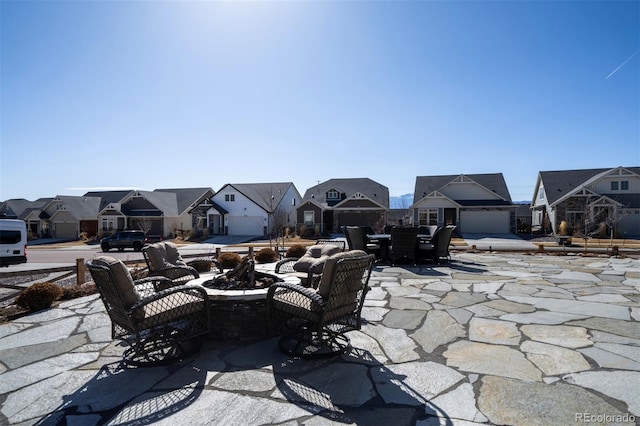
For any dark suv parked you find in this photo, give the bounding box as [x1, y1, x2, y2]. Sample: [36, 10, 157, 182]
[100, 230, 149, 252]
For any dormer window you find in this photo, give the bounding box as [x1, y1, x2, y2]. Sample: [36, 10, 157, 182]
[225, 194, 235, 202]
[327, 190, 339, 200]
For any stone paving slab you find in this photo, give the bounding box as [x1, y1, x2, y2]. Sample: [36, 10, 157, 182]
[0, 252, 638, 425]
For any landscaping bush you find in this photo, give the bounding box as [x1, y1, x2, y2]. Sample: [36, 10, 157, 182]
[188, 258, 212, 273]
[16, 282, 63, 311]
[255, 248, 278, 263]
[218, 252, 242, 269]
[285, 244, 307, 259]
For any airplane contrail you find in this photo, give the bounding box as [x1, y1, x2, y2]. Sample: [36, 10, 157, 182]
[605, 49, 639, 80]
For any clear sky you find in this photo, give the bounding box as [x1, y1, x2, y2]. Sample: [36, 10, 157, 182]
[1, 0, 638, 203]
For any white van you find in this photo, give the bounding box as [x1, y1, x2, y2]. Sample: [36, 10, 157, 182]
[0, 219, 27, 267]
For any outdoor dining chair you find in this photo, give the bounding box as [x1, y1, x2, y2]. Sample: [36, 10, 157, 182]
[389, 226, 419, 265]
[267, 251, 374, 358]
[418, 225, 456, 263]
[87, 256, 210, 366]
[343, 226, 381, 257]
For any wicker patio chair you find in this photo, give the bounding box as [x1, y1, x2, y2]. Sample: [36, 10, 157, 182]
[389, 226, 419, 265]
[274, 243, 343, 287]
[87, 256, 210, 366]
[418, 225, 456, 263]
[267, 251, 374, 358]
[315, 239, 346, 251]
[343, 226, 381, 257]
[143, 241, 219, 285]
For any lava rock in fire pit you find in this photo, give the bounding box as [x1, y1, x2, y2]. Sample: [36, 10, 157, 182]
[203, 258, 282, 290]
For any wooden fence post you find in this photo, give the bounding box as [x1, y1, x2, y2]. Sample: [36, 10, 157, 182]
[76, 258, 85, 286]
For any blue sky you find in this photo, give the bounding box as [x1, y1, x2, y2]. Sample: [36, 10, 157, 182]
[1, 1, 638, 203]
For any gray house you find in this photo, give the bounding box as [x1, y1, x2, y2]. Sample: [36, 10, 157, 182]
[296, 178, 389, 235]
[411, 173, 516, 233]
[531, 166, 640, 238]
[87, 188, 213, 238]
[1, 198, 53, 238]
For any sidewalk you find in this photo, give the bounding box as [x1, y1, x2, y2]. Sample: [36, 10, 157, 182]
[1, 252, 639, 425]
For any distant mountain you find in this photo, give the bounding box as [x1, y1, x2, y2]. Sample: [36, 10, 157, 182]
[390, 194, 413, 209]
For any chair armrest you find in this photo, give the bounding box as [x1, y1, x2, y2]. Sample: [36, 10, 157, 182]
[130, 284, 209, 311]
[149, 265, 200, 282]
[275, 257, 298, 274]
[267, 281, 324, 306]
[134, 276, 174, 294]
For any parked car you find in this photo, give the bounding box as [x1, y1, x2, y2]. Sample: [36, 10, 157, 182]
[100, 230, 149, 252]
[0, 219, 27, 266]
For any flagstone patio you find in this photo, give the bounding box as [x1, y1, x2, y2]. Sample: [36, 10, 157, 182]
[0, 252, 638, 425]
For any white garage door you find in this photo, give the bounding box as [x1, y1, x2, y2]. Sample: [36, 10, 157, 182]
[228, 216, 264, 236]
[54, 222, 77, 239]
[459, 210, 510, 234]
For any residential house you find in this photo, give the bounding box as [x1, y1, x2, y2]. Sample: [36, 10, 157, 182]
[531, 166, 640, 238]
[155, 187, 215, 237]
[89, 190, 184, 238]
[0, 198, 53, 237]
[209, 182, 301, 236]
[41, 196, 102, 239]
[296, 178, 389, 235]
[411, 173, 516, 233]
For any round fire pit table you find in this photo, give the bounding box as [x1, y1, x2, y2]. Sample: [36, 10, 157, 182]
[190, 272, 300, 340]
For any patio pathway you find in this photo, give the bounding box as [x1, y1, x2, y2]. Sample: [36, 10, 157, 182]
[1, 252, 639, 425]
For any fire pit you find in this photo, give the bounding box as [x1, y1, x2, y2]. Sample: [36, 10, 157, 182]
[202, 258, 282, 290]
[192, 259, 299, 340]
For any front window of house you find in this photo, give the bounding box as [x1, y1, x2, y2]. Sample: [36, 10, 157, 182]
[611, 181, 619, 191]
[418, 209, 438, 225]
[621, 181, 629, 190]
[225, 194, 235, 202]
[304, 211, 315, 226]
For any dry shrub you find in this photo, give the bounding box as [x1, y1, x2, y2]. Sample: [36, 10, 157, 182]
[559, 221, 568, 236]
[218, 252, 242, 269]
[16, 282, 63, 311]
[255, 248, 278, 263]
[60, 283, 97, 300]
[285, 244, 307, 259]
[188, 259, 212, 273]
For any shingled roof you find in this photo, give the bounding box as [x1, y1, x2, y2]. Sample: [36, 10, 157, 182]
[414, 173, 512, 203]
[539, 167, 640, 205]
[225, 182, 296, 212]
[301, 178, 389, 207]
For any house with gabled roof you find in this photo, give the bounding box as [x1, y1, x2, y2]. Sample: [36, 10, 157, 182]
[411, 173, 516, 234]
[1, 198, 53, 237]
[88, 190, 182, 238]
[210, 182, 301, 236]
[296, 178, 389, 235]
[40, 195, 102, 239]
[531, 166, 640, 237]
[155, 187, 215, 236]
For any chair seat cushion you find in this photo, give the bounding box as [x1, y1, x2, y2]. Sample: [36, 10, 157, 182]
[92, 256, 141, 308]
[419, 243, 435, 250]
[135, 292, 204, 327]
